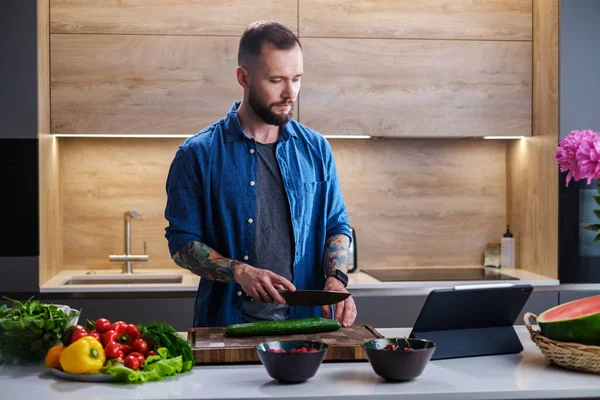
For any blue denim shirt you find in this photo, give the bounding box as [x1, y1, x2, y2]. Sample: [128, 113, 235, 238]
[165, 101, 352, 327]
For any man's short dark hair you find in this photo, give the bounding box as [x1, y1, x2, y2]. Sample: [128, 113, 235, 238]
[238, 21, 301, 70]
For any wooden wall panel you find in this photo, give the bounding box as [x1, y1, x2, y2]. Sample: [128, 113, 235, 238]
[301, 38, 532, 138]
[507, 0, 559, 278]
[60, 138, 506, 271]
[51, 35, 240, 134]
[50, 0, 298, 35]
[300, 0, 532, 40]
[60, 139, 180, 270]
[38, 0, 63, 285]
[334, 139, 507, 268]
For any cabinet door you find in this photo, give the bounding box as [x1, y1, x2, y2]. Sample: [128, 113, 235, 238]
[300, 38, 531, 138]
[0, 140, 39, 257]
[0, 139, 40, 292]
[0, 296, 196, 332]
[559, 291, 600, 304]
[0, 0, 38, 139]
[299, 0, 532, 41]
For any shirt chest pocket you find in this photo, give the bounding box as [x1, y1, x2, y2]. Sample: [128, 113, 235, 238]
[301, 180, 328, 227]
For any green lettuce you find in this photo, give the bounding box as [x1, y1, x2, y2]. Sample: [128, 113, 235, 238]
[100, 347, 184, 384]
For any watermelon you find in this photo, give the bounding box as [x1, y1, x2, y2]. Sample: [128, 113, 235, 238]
[537, 294, 600, 346]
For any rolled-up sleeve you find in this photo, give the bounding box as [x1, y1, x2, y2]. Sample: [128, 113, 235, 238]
[164, 145, 204, 257]
[324, 143, 352, 244]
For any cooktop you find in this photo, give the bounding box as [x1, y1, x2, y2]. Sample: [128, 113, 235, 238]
[361, 268, 519, 282]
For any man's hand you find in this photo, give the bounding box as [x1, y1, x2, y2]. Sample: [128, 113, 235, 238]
[321, 277, 356, 327]
[233, 264, 296, 304]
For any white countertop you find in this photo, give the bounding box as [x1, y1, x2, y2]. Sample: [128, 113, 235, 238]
[2, 326, 599, 400]
[40, 267, 560, 294]
[347, 268, 559, 296]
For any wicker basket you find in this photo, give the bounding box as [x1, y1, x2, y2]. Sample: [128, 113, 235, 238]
[524, 312, 600, 374]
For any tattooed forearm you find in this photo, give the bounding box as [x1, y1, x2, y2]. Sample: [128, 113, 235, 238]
[172, 241, 242, 282]
[322, 234, 350, 277]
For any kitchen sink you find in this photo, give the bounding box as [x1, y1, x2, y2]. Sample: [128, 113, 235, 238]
[62, 274, 183, 285]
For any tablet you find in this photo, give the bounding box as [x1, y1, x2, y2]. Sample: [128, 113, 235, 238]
[409, 283, 533, 360]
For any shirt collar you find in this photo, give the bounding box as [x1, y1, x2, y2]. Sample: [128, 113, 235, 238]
[223, 100, 298, 143]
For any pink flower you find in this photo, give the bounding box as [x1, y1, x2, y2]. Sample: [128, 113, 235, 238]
[556, 129, 599, 186]
[576, 134, 600, 184]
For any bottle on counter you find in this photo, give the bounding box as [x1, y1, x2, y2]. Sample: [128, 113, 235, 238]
[501, 225, 515, 268]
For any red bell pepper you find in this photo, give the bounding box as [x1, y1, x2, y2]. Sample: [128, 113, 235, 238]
[102, 324, 140, 347]
[101, 324, 143, 360]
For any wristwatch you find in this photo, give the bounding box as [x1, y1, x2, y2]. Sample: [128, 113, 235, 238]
[328, 269, 349, 288]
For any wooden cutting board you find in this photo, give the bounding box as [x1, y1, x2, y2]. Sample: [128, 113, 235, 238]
[187, 324, 384, 365]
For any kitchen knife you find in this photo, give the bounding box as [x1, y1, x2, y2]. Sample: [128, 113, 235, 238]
[278, 289, 350, 306]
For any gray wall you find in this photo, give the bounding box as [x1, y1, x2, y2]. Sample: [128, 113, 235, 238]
[559, 0, 600, 280]
[560, 0, 600, 140]
[0, 0, 40, 291]
[0, 0, 38, 139]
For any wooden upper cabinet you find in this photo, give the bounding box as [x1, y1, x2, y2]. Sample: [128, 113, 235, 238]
[50, 0, 298, 35]
[51, 35, 241, 134]
[300, 39, 532, 137]
[299, 0, 532, 40]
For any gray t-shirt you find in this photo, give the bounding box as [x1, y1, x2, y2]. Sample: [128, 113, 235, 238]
[242, 141, 295, 322]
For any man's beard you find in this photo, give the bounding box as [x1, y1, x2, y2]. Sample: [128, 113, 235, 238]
[248, 86, 294, 126]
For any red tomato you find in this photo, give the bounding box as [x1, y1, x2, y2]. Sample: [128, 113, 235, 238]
[128, 351, 145, 365]
[87, 331, 101, 342]
[94, 318, 111, 334]
[132, 339, 148, 355]
[70, 329, 88, 343]
[124, 354, 141, 370]
[105, 342, 125, 359]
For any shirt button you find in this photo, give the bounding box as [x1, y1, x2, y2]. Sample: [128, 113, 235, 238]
[243, 255, 249, 261]
[249, 149, 255, 154]
[249, 181, 255, 186]
[247, 218, 253, 224]
[236, 291, 242, 296]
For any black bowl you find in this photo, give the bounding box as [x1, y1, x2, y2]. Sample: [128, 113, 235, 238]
[256, 340, 328, 383]
[362, 337, 436, 381]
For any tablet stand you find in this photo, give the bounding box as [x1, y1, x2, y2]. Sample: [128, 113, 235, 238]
[410, 326, 523, 360]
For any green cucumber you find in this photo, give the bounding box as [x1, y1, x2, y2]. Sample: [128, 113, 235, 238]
[224, 317, 341, 338]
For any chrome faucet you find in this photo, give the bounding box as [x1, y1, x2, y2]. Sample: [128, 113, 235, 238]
[109, 210, 149, 274]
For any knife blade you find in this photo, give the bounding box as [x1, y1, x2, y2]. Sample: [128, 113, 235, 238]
[278, 289, 350, 306]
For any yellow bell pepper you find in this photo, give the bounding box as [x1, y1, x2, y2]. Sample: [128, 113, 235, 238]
[59, 336, 106, 374]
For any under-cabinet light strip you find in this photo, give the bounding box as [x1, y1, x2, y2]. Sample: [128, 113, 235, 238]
[483, 136, 525, 140]
[52, 133, 372, 139]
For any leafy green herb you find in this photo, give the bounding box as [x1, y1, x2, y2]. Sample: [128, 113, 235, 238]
[140, 322, 194, 372]
[0, 296, 79, 363]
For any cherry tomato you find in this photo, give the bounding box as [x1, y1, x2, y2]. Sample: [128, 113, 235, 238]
[120, 344, 133, 355]
[146, 350, 158, 357]
[128, 351, 145, 365]
[105, 342, 125, 359]
[87, 331, 101, 342]
[94, 318, 111, 334]
[124, 354, 141, 370]
[132, 339, 148, 355]
[70, 329, 88, 343]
